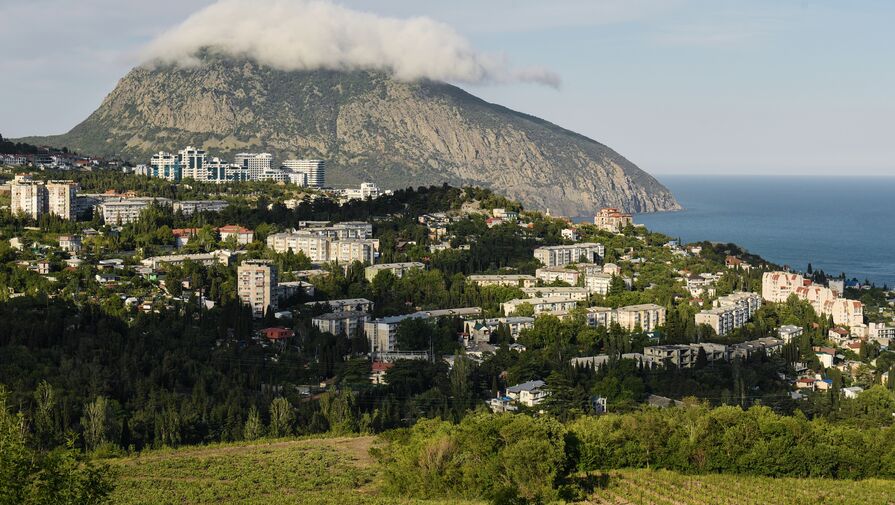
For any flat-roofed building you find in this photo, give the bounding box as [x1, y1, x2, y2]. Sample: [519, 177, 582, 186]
[174, 200, 228, 216]
[535, 267, 580, 285]
[238, 260, 277, 318]
[364, 262, 424, 282]
[305, 298, 374, 313]
[584, 272, 613, 295]
[501, 296, 579, 316]
[467, 274, 537, 288]
[615, 304, 666, 332]
[533, 243, 604, 267]
[643, 343, 728, 368]
[46, 180, 78, 220]
[312, 311, 370, 337]
[365, 307, 481, 354]
[520, 286, 588, 301]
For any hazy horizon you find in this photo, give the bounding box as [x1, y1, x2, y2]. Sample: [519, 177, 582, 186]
[2, 0, 893, 177]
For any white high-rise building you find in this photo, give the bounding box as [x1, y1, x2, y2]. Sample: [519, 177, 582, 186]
[235, 153, 273, 180]
[178, 146, 207, 180]
[150, 152, 179, 180]
[283, 159, 325, 188]
[238, 260, 278, 318]
[10, 181, 47, 219]
[46, 180, 78, 220]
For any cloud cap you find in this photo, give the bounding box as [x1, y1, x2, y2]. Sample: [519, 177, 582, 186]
[141, 0, 561, 88]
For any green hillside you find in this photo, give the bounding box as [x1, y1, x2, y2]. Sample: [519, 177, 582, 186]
[104, 436, 895, 505]
[105, 436, 481, 505]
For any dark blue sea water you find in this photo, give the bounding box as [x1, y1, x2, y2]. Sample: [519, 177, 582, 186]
[635, 175, 895, 288]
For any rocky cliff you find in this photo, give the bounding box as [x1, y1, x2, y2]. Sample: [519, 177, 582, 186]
[22, 58, 680, 216]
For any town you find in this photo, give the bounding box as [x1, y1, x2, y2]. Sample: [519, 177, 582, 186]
[2, 145, 893, 430]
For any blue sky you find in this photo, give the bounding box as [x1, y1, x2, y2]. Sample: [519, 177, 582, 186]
[1, 0, 893, 176]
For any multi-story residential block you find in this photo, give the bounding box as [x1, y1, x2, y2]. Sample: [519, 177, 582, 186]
[332, 239, 377, 264]
[466, 274, 537, 288]
[584, 272, 613, 295]
[99, 197, 172, 225]
[594, 207, 633, 232]
[615, 304, 666, 332]
[173, 200, 229, 216]
[283, 159, 325, 188]
[218, 225, 254, 245]
[365, 307, 482, 354]
[150, 152, 180, 180]
[238, 260, 278, 318]
[868, 322, 895, 342]
[341, 182, 381, 201]
[533, 243, 604, 267]
[46, 180, 78, 220]
[10, 180, 47, 219]
[643, 343, 729, 368]
[520, 286, 588, 301]
[364, 262, 425, 282]
[141, 250, 235, 269]
[729, 337, 784, 360]
[694, 292, 762, 336]
[306, 298, 374, 313]
[763, 271, 863, 327]
[267, 233, 331, 261]
[234, 152, 272, 180]
[312, 311, 370, 337]
[179, 146, 207, 180]
[535, 267, 580, 285]
[778, 325, 804, 343]
[501, 296, 579, 316]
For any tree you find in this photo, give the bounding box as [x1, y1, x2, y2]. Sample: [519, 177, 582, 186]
[33, 380, 57, 449]
[82, 396, 112, 452]
[1, 386, 115, 504]
[268, 397, 294, 438]
[243, 406, 263, 440]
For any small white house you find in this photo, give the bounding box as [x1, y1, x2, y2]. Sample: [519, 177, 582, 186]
[505, 380, 548, 408]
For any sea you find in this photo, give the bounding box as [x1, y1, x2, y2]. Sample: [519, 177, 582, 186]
[630, 175, 895, 288]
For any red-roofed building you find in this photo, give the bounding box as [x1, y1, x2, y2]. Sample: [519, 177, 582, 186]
[172, 228, 199, 248]
[262, 327, 295, 341]
[219, 225, 254, 245]
[594, 207, 633, 233]
[371, 361, 394, 385]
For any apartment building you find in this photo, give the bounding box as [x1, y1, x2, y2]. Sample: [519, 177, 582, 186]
[173, 200, 229, 216]
[501, 296, 579, 316]
[520, 286, 588, 301]
[763, 271, 863, 327]
[729, 338, 784, 360]
[615, 304, 666, 332]
[533, 243, 604, 267]
[365, 307, 482, 353]
[267, 233, 331, 261]
[46, 180, 78, 220]
[283, 159, 325, 188]
[238, 260, 278, 318]
[778, 325, 804, 343]
[312, 311, 370, 337]
[584, 272, 613, 295]
[643, 343, 728, 368]
[141, 250, 235, 270]
[535, 267, 581, 285]
[694, 292, 762, 336]
[466, 274, 537, 288]
[234, 152, 272, 180]
[594, 207, 633, 233]
[99, 197, 172, 225]
[58, 235, 81, 253]
[364, 262, 425, 282]
[332, 239, 377, 264]
[10, 180, 48, 219]
[305, 298, 374, 313]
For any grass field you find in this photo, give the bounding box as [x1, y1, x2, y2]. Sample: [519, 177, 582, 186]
[106, 436, 482, 505]
[106, 436, 895, 505]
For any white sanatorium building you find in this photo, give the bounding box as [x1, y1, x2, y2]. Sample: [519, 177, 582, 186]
[762, 272, 863, 327]
[282, 159, 325, 188]
[694, 291, 762, 336]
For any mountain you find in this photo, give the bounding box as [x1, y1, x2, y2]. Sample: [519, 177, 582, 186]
[20, 58, 680, 216]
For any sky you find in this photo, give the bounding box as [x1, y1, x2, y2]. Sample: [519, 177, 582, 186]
[1, 0, 893, 176]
